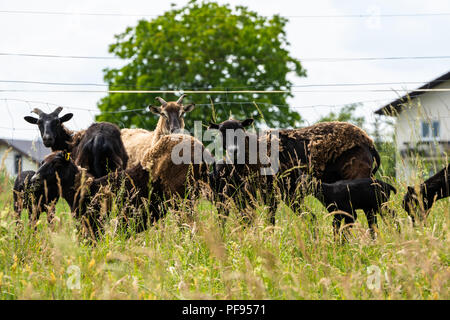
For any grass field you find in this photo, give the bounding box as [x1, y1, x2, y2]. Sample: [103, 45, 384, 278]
[0, 168, 448, 300]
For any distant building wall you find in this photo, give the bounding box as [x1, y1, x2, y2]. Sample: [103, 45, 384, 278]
[394, 81, 450, 182]
[0, 145, 38, 177]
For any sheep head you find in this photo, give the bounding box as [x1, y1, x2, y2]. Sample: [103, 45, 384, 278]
[24, 107, 74, 148]
[208, 118, 254, 162]
[148, 94, 195, 134]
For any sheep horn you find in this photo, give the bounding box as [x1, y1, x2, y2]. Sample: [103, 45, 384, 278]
[52, 107, 63, 115]
[177, 94, 186, 104]
[32, 108, 44, 116]
[155, 97, 167, 106]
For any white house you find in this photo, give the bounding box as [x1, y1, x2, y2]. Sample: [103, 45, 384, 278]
[0, 138, 50, 177]
[375, 71, 450, 182]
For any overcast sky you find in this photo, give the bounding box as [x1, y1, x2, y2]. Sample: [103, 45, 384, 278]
[1, 0, 450, 141]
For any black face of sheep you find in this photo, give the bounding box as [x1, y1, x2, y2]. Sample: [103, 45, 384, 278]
[31, 151, 77, 189]
[24, 107, 73, 149]
[148, 95, 195, 134]
[208, 118, 254, 163]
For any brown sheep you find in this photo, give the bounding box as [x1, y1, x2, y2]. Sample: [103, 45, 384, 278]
[121, 95, 195, 168]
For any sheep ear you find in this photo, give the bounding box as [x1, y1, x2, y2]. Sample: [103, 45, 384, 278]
[59, 113, 73, 123]
[407, 186, 414, 192]
[24, 116, 38, 124]
[208, 122, 219, 130]
[241, 118, 254, 127]
[149, 105, 161, 115]
[183, 103, 195, 113]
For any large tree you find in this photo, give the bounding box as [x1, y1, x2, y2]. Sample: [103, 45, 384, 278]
[96, 0, 306, 130]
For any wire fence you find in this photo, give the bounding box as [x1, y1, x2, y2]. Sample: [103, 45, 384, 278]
[2, 9, 450, 19]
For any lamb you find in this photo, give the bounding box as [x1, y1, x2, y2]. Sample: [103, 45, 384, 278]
[402, 163, 449, 222]
[121, 95, 195, 168]
[303, 177, 397, 240]
[30, 135, 211, 238]
[13, 170, 59, 226]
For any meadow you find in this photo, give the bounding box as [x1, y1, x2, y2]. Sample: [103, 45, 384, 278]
[0, 164, 448, 300]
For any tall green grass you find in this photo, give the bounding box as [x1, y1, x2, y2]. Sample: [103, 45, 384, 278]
[0, 164, 448, 300]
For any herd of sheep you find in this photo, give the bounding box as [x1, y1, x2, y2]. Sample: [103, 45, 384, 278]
[12, 94, 450, 241]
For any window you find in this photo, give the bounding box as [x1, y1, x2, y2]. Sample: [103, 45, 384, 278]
[421, 121, 440, 140]
[14, 154, 22, 174]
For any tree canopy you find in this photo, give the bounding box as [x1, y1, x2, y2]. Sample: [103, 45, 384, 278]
[96, 0, 306, 130]
[318, 103, 365, 129]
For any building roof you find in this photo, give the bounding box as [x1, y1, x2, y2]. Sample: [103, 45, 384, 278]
[0, 138, 50, 163]
[374, 71, 450, 116]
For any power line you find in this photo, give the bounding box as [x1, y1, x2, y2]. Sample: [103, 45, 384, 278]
[1, 9, 450, 18]
[0, 52, 116, 60]
[1, 79, 449, 88]
[2, 88, 450, 94]
[1, 51, 450, 62]
[1, 97, 394, 114]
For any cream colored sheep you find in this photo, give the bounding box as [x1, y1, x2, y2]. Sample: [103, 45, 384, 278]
[121, 95, 195, 169]
[141, 133, 212, 196]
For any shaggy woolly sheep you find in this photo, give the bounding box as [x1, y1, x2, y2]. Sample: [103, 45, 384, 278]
[121, 95, 195, 169]
[208, 119, 381, 223]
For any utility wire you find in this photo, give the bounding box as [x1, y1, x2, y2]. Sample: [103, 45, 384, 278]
[0, 79, 449, 89]
[1, 88, 450, 93]
[1, 52, 450, 62]
[1, 9, 450, 18]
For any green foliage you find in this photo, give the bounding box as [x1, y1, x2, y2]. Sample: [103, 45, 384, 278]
[318, 103, 365, 128]
[96, 0, 306, 129]
[372, 116, 396, 178]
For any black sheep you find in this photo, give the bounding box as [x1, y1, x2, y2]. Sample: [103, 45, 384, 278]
[403, 163, 449, 222]
[305, 177, 397, 239]
[207, 118, 382, 224]
[70, 122, 129, 178]
[13, 170, 59, 226]
[24, 107, 73, 151]
[208, 119, 277, 224]
[30, 151, 157, 239]
[23, 108, 128, 226]
[24, 107, 128, 178]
